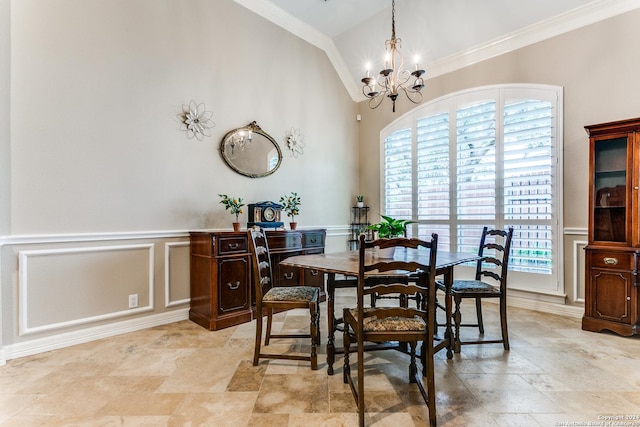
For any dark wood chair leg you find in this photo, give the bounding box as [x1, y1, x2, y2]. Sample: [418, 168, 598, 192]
[343, 321, 350, 384]
[357, 338, 365, 427]
[265, 308, 273, 345]
[409, 341, 418, 382]
[454, 295, 462, 353]
[475, 297, 485, 334]
[310, 302, 318, 370]
[426, 348, 436, 427]
[253, 313, 262, 366]
[316, 303, 322, 346]
[500, 297, 510, 350]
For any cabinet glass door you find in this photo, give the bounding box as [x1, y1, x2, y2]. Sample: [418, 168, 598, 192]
[593, 137, 627, 242]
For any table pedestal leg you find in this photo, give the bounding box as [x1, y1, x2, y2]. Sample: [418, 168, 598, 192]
[444, 269, 454, 359]
[326, 273, 336, 375]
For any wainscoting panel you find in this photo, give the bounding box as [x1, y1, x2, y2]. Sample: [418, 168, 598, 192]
[164, 241, 190, 308]
[18, 244, 154, 335]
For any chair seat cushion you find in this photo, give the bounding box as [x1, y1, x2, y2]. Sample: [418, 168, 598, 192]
[263, 286, 318, 302]
[451, 280, 499, 294]
[347, 308, 426, 332]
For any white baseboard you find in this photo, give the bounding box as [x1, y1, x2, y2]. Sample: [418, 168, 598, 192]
[3, 308, 189, 361]
[506, 296, 584, 319]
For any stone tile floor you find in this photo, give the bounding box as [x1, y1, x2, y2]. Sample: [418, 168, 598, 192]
[1, 289, 640, 426]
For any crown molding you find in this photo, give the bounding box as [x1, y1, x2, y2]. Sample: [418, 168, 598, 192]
[234, 0, 640, 103]
[428, 0, 640, 80]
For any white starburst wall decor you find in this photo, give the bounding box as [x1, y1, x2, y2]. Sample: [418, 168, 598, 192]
[285, 127, 305, 158]
[179, 100, 215, 140]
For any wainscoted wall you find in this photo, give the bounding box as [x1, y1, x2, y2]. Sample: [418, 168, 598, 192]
[0, 227, 348, 362]
[18, 243, 155, 335]
[567, 230, 588, 305]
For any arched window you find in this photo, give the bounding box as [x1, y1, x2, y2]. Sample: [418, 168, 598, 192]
[382, 84, 563, 294]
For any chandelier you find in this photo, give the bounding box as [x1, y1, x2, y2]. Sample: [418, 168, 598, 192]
[361, 0, 425, 112]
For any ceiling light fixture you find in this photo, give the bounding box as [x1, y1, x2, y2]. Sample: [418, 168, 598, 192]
[361, 0, 425, 112]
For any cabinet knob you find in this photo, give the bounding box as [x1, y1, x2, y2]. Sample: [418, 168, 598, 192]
[228, 243, 239, 250]
[628, 296, 631, 301]
[603, 257, 618, 265]
[227, 281, 240, 290]
[635, 187, 639, 190]
[284, 272, 294, 280]
[310, 269, 319, 276]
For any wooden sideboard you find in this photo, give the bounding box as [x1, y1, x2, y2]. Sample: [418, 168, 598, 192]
[189, 229, 326, 330]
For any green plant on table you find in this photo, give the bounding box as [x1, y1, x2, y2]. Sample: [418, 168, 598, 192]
[367, 214, 414, 238]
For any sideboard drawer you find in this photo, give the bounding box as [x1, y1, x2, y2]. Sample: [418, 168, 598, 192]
[303, 231, 325, 248]
[267, 232, 302, 251]
[589, 251, 634, 270]
[216, 235, 248, 255]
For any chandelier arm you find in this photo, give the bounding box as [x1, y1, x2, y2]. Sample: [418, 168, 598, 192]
[368, 94, 386, 110]
[397, 86, 424, 104]
[395, 70, 413, 86]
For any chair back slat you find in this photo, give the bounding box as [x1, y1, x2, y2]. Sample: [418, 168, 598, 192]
[474, 226, 514, 292]
[249, 229, 274, 300]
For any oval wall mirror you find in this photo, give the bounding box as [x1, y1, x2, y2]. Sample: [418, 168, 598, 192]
[220, 121, 282, 178]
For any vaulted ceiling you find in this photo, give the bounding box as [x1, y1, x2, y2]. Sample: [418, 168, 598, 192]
[234, 0, 640, 101]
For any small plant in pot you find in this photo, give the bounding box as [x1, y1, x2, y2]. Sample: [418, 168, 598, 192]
[218, 193, 245, 231]
[279, 192, 301, 230]
[356, 195, 365, 207]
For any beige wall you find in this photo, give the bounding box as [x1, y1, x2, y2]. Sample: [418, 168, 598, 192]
[358, 9, 640, 307]
[10, 0, 358, 233]
[1, 0, 358, 359]
[0, 0, 9, 363]
[0, 0, 8, 236]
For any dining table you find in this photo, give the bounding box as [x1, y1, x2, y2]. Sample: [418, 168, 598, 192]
[280, 248, 481, 375]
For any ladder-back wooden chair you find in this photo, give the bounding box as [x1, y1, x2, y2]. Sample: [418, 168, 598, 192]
[437, 226, 514, 352]
[249, 228, 321, 369]
[343, 233, 439, 427]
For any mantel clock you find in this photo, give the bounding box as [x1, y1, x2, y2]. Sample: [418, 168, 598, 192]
[248, 201, 284, 228]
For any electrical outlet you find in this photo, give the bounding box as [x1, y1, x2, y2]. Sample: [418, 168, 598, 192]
[128, 294, 138, 308]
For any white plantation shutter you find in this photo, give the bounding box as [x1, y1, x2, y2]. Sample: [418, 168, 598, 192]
[416, 112, 451, 248]
[503, 98, 554, 274]
[384, 128, 412, 219]
[456, 100, 497, 221]
[381, 85, 562, 293]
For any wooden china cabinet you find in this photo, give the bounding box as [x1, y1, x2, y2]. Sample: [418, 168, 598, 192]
[189, 229, 326, 330]
[583, 117, 640, 336]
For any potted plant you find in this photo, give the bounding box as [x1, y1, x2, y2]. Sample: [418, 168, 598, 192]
[367, 215, 414, 258]
[356, 195, 365, 208]
[218, 193, 245, 231]
[367, 214, 414, 238]
[279, 192, 301, 230]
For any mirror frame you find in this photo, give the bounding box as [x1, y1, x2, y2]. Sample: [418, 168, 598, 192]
[219, 121, 283, 178]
